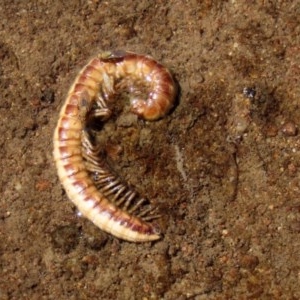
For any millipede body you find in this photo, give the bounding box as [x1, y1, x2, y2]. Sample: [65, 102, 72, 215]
[53, 50, 176, 242]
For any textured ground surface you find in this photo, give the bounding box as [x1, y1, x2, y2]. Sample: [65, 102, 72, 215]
[1, 1, 300, 299]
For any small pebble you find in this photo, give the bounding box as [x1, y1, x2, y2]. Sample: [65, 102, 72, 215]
[238, 254, 259, 271]
[281, 121, 297, 136]
[287, 163, 297, 176]
[264, 124, 278, 137]
[41, 88, 55, 104]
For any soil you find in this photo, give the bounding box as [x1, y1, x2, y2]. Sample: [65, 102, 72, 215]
[1, 1, 300, 299]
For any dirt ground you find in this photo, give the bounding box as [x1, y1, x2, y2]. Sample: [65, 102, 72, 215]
[1, 1, 300, 299]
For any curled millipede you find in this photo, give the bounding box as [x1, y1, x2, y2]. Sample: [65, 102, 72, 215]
[53, 50, 176, 242]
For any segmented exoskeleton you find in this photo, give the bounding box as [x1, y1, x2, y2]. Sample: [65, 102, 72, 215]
[53, 50, 176, 242]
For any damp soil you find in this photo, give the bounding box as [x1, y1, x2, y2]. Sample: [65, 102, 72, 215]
[1, 1, 300, 299]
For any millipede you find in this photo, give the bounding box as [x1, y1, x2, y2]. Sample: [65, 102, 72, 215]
[53, 50, 176, 242]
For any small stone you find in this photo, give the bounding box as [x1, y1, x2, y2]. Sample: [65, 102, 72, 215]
[81, 255, 99, 267]
[264, 124, 278, 137]
[41, 88, 55, 104]
[281, 121, 297, 136]
[287, 163, 297, 176]
[238, 254, 259, 270]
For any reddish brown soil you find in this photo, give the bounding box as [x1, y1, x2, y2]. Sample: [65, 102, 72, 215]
[1, 1, 300, 299]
